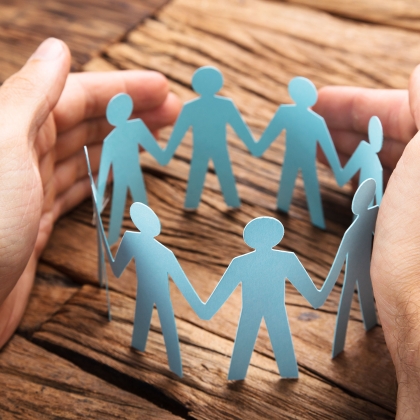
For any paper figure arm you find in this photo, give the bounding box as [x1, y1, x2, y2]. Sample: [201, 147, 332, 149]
[167, 253, 205, 313]
[198, 259, 241, 320]
[253, 107, 286, 157]
[97, 212, 134, 278]
[226, 102, 258, 155]
[160, 108, 191, 165]
[96, 144, 112, 210]
[286, 253, 325, 309]
[317, 120, 342, 181]
[87, 152, 134, 278]
[337, 143, 365, 187]
[135, 120, 169, 165]
[317, 241, 347, 307]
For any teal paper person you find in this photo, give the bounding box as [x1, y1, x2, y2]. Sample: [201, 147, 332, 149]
[161, 66, 258, 209]
[87, 149, 203, 377]
[193, 217, 334, 380]
[254, 77, 342, 229]
[321, 178, 378, 358]
[96, 93, 168, 245]
[337, 116, 383, 205]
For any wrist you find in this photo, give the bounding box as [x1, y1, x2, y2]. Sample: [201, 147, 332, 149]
[396, 370, 420, 419]
[392, 326, 420, 418]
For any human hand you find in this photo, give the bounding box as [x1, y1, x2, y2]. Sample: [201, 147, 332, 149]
[0, 38, 180, 348]
[314, 67, 420, 418]
[314, 85, 416, 187]
[369, 65, 420, 419]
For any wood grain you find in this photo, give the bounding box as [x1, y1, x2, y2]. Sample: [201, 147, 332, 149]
[2, 0, 416, 416]
[34, 0, 413, 416]
[0, 0, 169, 83]
[34, 285, 394, 419]
[280, 0, 420, 32]
[0, 335, 182, 419]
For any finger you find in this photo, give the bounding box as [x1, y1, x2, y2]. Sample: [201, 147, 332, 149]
[327, 128, 406, 170]
[53, 177, 92, 221]
[314, 86, 416, 144]
[54, 70, 171, 133]
[54, 144, 102, 196]
[0, 38, 70, 142]
[55, 92, 180, 162]
[409, 64, 420, 129]
[0, 38, 70, 298]
[131, 92, 181, 132]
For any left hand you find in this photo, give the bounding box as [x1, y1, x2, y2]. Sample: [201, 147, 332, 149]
[0, 38, 180, 347]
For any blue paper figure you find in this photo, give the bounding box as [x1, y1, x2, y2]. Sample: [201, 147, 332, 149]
[322, 178, 378, 358]
[337, 116, 383, 205]
[97, 93, 168, 245]
[86, 148, 203, 377]
[254, 77, 342, 229]
[161, 66, 258, 209]
[193, 216, 334, 380]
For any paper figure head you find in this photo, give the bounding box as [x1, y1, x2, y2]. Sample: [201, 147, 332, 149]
[243, 217, 284, 250]
[130, 202, 161, 237]
[288, 77, 317, 108]
[368, 116, 383, 153]
[352, 178, 376, 215]
[192, 66, 224, 96]
[107, 93, 133, 126]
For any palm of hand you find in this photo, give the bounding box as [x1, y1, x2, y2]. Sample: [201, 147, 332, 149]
[0, 38, 179, 347]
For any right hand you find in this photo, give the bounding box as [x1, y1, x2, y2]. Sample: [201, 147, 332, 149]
[314, 67, 420, 418]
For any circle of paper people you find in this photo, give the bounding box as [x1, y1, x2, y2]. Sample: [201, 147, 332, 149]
[85, 65, 383, 380]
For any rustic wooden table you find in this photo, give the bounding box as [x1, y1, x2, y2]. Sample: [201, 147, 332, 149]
[2, 0, 419, 418]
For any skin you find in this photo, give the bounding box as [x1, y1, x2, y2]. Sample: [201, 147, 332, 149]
[2, 37, 420, 418]
[0, 38, 180, 348]
[313, 66, 420, 419]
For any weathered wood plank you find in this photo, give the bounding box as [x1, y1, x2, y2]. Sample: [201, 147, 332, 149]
[105, 0, 420, 96]
[32, 0, 406, 416]
[17, 263, 80, 337]
[280, 0, 420, 32]
[0, 0, 170, 83]
[34, 285, 394, 419]
[0, 335, 182, 419]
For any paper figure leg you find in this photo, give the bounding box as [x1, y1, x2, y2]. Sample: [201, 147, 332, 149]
[264, 312, 298, 378]
[131, 295, 154, 352]
[356, 276, 377, 331]
[228, 311, 262, 380]
[302, 167, 325, 229]
[213, 154, 240, 208]
[128, 168, 148, 205]
[156, 298, 183, 377]
[332, 272, 356, 358]
[277, 159, 299, 214]
[184, 155, 209, 209]
[108, 184, 128, 245]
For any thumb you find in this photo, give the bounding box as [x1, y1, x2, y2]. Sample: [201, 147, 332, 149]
[0, 38, 71, 141]
[409, 64, 420, 130]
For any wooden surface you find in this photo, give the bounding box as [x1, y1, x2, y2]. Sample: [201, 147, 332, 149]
[0, 0, 169, 83]
[3, 0, 420, 417]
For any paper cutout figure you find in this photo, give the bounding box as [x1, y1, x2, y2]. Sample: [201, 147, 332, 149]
[321, 178, 378, 358]
[87, 147, 203, 377]
[254, 77, 342, 229]
[193, 216, 333, 380]
[94, 201, 112, 321]
[161, 66, 258, 209]
[337, 116, 383, 205]
[96, 93, 168, 245]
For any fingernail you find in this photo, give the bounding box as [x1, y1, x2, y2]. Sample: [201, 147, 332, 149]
[29, 38, 64, 61]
